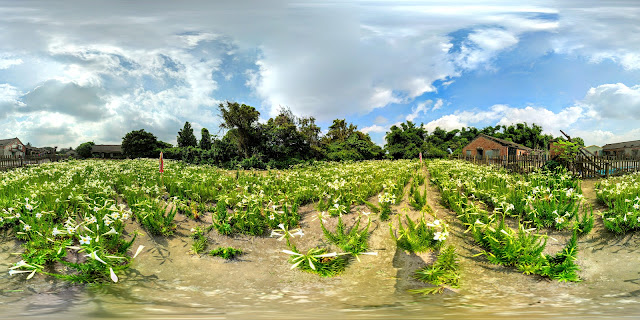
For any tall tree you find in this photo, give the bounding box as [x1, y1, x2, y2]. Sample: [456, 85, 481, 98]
[218, 101, 260, 158]
[298, 116, 321, 148]
[177, 121, 197, 148]
[122, 129, 161, 158]
[199, 128, 212, 150]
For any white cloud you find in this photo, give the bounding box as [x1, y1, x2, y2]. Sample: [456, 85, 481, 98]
[406, 100, 431, 122]
[553, 2, 640, 70]
[423, 104, 585, 135]
[360, 124, 388, 134]
[0, 57, 22, 69]
[455, 28, 519, 70]
[423, 114, 468, 133]
[432, 99, 443, 111]
[578, 83, 640, 120]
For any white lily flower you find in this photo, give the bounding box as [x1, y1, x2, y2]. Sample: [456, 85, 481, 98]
[102, 228, 118, 236]
[87, 251, 107, 264]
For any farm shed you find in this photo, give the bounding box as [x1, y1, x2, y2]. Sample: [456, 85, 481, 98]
[462, 134, 532, 159]
[92, 145, 124, 159]
[583, 145, 603, 156]
[0, 137, 25, 157]
[603, 140, 640, 159]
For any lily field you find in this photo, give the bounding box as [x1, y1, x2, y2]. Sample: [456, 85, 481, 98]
[1, 158, 640, 298]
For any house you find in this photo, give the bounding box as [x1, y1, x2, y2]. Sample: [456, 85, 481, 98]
[602, 140, 640, 159]
[91, 145, 124, 159]
[0, 137, 25, 157]
[583, 145, 603, 157]
[462, 134, 532, 159]
[25, 145, 45, 156]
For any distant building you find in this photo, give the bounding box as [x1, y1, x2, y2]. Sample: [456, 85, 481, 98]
[91, 145, 124, 159]
[0, 137, 25, 157]
[462, 134, 532, 159]
[92, 145, 123, 158]
[583, 145, 603, 157]
[603, 140, 640, 159]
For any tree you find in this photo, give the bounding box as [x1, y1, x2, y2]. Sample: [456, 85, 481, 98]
[260, 108, 310, 167]
[384, 121, 427, 159]
[199, 128, 212, 150]
[122, 129, 161, 158]
[177, 122, 197, 148]
[218, 101, 261, 158]
[76, 141, 95, 159]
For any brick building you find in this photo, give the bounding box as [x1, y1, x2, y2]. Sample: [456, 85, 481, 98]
[0, 137, 25, 157]
[462, 134, 532, 159]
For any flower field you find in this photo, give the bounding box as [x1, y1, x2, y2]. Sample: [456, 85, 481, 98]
[428, 159, 592, 282]
[596, 172, 640, 233]
[0, 159, 420, 283]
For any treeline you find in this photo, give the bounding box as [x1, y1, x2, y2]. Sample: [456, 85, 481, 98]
[77, 101, 582, 168]
[120, 102, 383, 169]
[385, 121, 583, 159]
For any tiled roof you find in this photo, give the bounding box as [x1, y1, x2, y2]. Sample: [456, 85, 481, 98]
[92, 145, 123, 153]
[477, 134, 532, 151]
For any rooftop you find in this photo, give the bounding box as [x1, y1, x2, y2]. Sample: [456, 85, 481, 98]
[477, 134, 533, 151]
[603, 140, 640, 150]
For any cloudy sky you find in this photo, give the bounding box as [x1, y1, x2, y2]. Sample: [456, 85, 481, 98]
[0, 0, 639, 148]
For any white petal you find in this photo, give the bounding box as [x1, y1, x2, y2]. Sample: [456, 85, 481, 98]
[133, 245, 145, 259]
[314, 252, 337, 258]
[282, 250, 302, 256]
[110, 268, 119, 283]
[290, 260, 303, 269]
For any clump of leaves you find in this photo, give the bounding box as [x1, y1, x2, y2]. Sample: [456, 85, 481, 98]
[574, 204, 594, 237]
[190, 227, 208, 254]
[390, 213, 447, 253]
[412, 245, 460, 294]
[283, 243, 348, 277]
[409, 179, 427, 211]
[209, 247, 243, 260]
[133, 200, 177, 236]
[320, 215, 372, 260]
[540, 230, 581, 282]
[212, 201, 300, 236]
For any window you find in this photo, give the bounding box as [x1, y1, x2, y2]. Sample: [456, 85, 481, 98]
[466, 150, 471, 156]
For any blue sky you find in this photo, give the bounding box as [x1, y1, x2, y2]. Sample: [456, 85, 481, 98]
[0, 0, 639, 148]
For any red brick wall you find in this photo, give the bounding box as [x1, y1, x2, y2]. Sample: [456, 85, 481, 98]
[462, 137, 508, 157]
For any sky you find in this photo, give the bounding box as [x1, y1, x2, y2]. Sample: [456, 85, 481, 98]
[0, 0, 639, 148]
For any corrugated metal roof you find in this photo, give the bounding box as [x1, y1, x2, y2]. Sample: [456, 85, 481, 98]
[602, 140, 640, 150]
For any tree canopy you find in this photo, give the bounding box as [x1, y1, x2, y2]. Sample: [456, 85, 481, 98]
[76, 141, 95, 159]
[122, 129, 164, 158]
